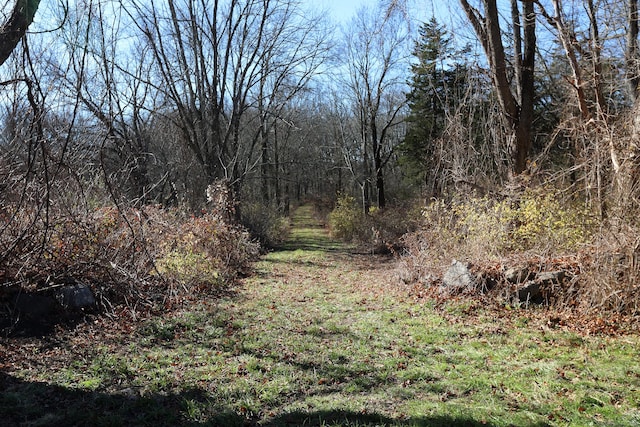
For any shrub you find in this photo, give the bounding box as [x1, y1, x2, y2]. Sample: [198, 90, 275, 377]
[327, 195, 422, 251]
[400, 188, 597, 298]
[328, 194, 364, 241]
[156, 250, 220, 287]
[418, 188, 595, 258]
[167, 210, 260, 282]
[506, 189, 594, 251]
[240, 202, 290, 249]
[367, 202, 423, 252]
[1, 203, 260, 318]
[576, 224, 640, 315]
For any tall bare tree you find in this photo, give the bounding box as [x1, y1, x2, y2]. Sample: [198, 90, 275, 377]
[459, 0, 536, 175]
[342, 5, 409, 211]
[123, 0, 329, 205]
[628, 0, 640, 101]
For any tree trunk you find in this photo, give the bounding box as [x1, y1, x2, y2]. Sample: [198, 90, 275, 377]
[0, 0, 40, 67]
[460, 0, 534, 175]
[515, 0, 536, 174]
[376, 166, 385, 209]
[361, 110, 371, 214]
[260, 115, 270, 204]
[370, 111, 386, 209]
[628, 0, 640, 101]
[586, 0, 606, 117]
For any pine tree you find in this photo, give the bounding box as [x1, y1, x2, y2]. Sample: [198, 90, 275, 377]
[400, 18, 467, 196]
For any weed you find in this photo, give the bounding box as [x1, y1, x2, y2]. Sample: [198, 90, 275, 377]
[156, 249, 221, 287]
[420, 188, 594, 257]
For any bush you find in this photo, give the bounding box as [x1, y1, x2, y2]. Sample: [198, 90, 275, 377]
[395, 187, 640, 316]
[156, 209, 259, 287]
[156, 249, 220, 287]
[240, 202, 290, 249]
[1, 203, 260, 317]
[328, 194, 364, 242]
[576, 224, 640, 315]
[399, 188, 597, 299]
[418, 188, 594, 258]
[327, 194, 422, 252]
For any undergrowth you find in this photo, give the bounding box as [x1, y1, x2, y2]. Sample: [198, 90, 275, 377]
[398, 186, 640, 316]
[1, 203, 259, 318]
[240, 202, 290, 249]
[327, 194, 421, 252]
[419, 188, 595, 257]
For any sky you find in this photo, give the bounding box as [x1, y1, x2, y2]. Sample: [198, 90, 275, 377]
[313, 0, 467, 39]
[316, 0, 371, 22]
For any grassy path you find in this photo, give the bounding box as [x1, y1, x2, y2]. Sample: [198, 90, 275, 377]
[2, 205, 640, 426]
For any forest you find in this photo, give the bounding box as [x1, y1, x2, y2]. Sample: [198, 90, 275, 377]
[4, 1, 640, 425]
[2, 0, 640, 332]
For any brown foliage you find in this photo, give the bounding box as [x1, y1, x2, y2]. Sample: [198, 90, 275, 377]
[397, 188, 640, 319]
[1, 202, 259, 319]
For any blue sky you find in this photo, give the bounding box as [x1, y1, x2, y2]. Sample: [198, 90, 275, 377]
[313, 0, 463, 31]
[316, 0, 369, 22]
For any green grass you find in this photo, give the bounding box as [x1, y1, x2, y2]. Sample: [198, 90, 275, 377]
[2, 205, 639, 426]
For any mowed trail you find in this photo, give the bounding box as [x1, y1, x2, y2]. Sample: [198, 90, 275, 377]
[227, 204, 427, 420]
[247, 204, 403, 300]
[239, 205, 409, 331]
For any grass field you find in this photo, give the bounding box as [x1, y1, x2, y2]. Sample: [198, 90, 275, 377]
[1, 205, 639, 426]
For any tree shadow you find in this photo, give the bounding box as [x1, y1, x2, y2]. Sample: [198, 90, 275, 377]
[262, 408, 553, 427]
[0, 371, 245, 427]
[0, 304, 95, 339]
[0, 370, 553, 427]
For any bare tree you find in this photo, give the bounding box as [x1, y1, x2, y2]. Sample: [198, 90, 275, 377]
[0, 0, 40, 66]
[122, 0, 329, 207]
[628, 0, 640, 101]
[341, 5, 409, 211]
[254, 5, 332, 206]
[536, 0, 595, 120]
[459, 0, 536, 175]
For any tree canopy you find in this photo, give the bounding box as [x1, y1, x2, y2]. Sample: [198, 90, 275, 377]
[1, 0, 640, 220]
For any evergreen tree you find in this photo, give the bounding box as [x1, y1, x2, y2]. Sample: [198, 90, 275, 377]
[400, 18, 468, 196]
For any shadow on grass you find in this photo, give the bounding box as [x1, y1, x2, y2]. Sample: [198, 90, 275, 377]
[263, 408, 552, 426]
[0, 371, 242, 427]
[273, 238, 346, 253]
[0, 370, 552, 427]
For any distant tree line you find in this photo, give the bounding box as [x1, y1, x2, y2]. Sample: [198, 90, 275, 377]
[2, 0, 640, 224]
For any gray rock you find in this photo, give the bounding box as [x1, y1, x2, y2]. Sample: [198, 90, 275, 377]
[516, 271, 567, 303]
[517, 281, 542, 302]
[442, 259, 477, 293]
[536, 271, 565, 284]
[53, 284, 95, 309]
[504, 266, 530, 283]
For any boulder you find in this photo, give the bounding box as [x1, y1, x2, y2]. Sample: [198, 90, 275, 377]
[517, 281, 542, 302]
[516, 271, 566, 303]
[53, 284, 95, 309]
[441, 259, 477, 294]
[536, 270, 565, 284]
[13, 294, 56, 319]
[504, 266, 530, 283]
